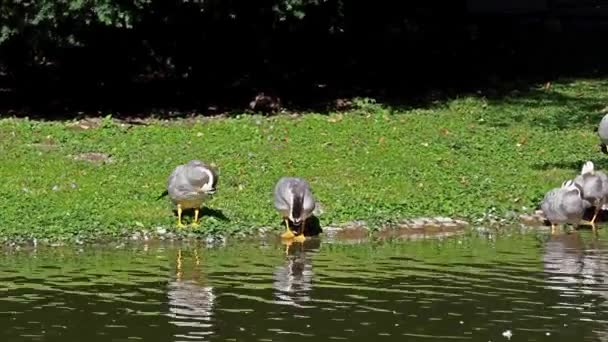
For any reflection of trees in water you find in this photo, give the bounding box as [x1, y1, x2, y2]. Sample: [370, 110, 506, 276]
[167, 248, 215, 341]
[272, 239, 321, 308]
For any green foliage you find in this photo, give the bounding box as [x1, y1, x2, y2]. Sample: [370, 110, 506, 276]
[0, 0, 328, 45]
[0, 0, 345, 98]
[0, 78, 606, 242]
[272, 0, 325, 20]
[0, 0, 147, 45]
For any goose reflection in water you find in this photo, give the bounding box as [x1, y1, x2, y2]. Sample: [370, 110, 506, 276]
[543, 232, 608, 302]
[543, 233, 608, 341]
[272, 238, 321, 308]
[167, 248, 215, 341]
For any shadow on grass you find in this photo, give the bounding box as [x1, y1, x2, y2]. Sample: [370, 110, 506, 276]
[533, 157, 608, 172]
[4, 75, 607, 136]
[172, 206, 230, 222]
[476, 84, 608, 130]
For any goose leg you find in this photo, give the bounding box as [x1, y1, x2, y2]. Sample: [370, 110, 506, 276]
[281, 218, 295, 239]
[176, 204, 186, 228]
[580, 219, 595, 227]
[293, 220, 306, 243]
[191, 208, 201, 227]
[591, 206, 601, 225]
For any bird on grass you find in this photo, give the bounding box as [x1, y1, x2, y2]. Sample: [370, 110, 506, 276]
[273, 177, 316, 243]
[574, 160, 608, 227]
[598, 113, 608, 154]
[541, 179, 592, 234]
[158, 160, 218, 228]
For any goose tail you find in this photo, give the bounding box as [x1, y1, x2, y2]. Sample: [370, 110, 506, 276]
[582, 161, 595, 175]
[156, 190, 169, 200]
[561, 179, 575, 188]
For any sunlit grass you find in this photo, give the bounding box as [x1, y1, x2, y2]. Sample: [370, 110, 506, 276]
[0, 78, 606, 242]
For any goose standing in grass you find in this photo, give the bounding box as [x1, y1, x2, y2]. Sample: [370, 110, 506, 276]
[273, 177, 316, 243]
[159, 160, 218, 227]
[541, 179, 591, 234]
[574, 161, 608, 227]
[598, 113, 608, 154]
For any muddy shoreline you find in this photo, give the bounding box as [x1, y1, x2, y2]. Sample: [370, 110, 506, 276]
[0, 213, 559, 251]
[1, 216, 470, 249]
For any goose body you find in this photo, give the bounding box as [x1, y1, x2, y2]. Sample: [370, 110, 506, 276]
[573, 161, 608, 226]
[599, 113, 608, 154]
[541, 179, 591, 232]
[273, 177, 315, 241]
[165, 160, 218, 227]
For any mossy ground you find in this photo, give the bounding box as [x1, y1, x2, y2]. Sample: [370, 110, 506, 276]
[1, 78, 607, 243]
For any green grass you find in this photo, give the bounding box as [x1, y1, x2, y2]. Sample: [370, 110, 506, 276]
[1, 78, 607, 243]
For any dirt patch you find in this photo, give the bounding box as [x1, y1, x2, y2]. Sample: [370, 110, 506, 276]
[66, 116, 156, 131]
[519, 210, 546, 226]
[319, 216, 470, 243]
[72, 152, 114, 165]
[66, 117, 105, 130]
[375, 225, 466, 241]
[323, 225, 369, 243]
[30, 135, 58, 151]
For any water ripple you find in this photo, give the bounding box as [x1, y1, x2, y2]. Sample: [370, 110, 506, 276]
[1, 232, 608, 341]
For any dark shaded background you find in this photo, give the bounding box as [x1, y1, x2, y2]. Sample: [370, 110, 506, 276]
[0, 0, 607, 119]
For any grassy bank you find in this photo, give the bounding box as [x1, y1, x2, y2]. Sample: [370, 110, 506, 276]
[1, 79, 607, 243]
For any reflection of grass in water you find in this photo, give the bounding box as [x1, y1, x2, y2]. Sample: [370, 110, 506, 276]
[0, 234, 598, 341]
[0, 247, 169, 286]
[0, 248, 169, 306]
[1, 79, 607, 242]
[308, 233, 547, 279]
[3, 230, 603, 306]
[0, 234, 545, 288]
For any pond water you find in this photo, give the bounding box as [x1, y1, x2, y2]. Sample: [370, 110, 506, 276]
[1, 231, 608, 342]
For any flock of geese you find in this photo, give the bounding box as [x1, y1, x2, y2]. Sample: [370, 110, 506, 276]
[541, 113, 608, 234]
[158, 160, 315, 242]
[158, 113, 608, 239]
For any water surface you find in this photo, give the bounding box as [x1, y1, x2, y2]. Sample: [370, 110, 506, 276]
[1, 232, 608, 341]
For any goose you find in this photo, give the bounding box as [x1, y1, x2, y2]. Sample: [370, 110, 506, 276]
[541, 179, 591, 233]
[273, 177, 316, 242]
[159, 160, 218, 227]
[574, 161, 608, 226]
